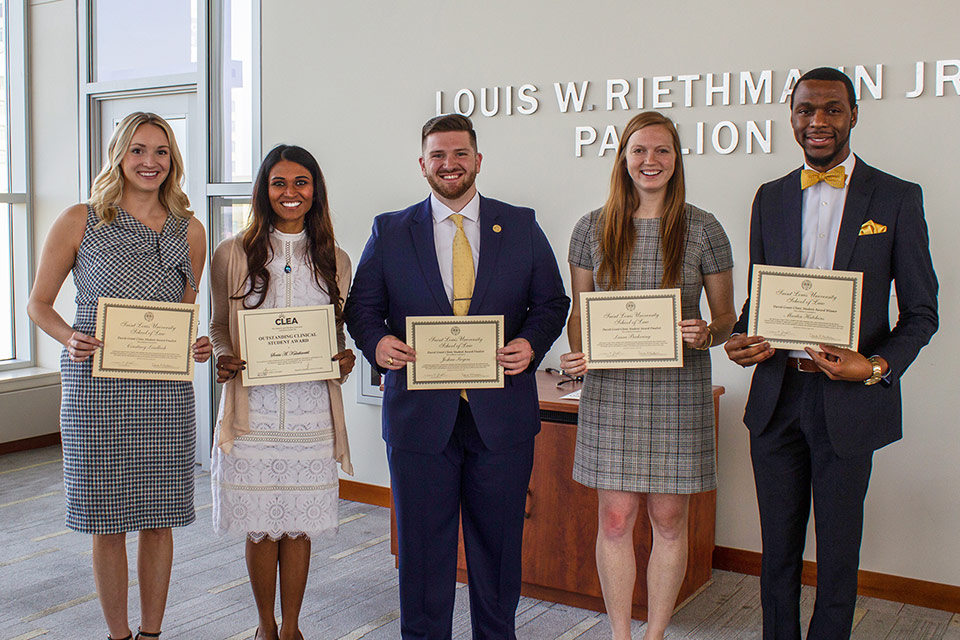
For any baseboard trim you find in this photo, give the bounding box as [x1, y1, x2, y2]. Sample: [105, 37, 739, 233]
[339, 479, 391, 508]
[713, 545, 960, 613]
[0, 432, 61, 456]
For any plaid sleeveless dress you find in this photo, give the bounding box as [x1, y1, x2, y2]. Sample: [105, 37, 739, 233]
[60, 206, 198, 534]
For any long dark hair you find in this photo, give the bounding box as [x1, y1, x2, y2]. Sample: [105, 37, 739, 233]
[597, 111, 687, 290]
[235, 145, 341, 321]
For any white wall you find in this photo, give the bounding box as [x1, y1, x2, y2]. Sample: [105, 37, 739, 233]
[19, 0, 958, 587]
[261, 1, 960, 585]
[29, 0, 80, 369]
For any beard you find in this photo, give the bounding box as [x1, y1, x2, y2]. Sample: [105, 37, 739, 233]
[802, 131, 851, 171]
[426, 169, 477, 201]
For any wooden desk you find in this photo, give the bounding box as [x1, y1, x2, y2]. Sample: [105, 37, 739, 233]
[390, 370, 724, 620]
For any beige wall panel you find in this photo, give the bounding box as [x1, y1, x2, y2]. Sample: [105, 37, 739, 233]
[0, 384, 60, 443]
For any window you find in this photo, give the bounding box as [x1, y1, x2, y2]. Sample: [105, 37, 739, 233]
[70, 0, 259, 460]
[211, 0, 255, 184]
[211, 195, 252, 245]
[208, 0, 260, 243]
[0, 0, 30, 370]
[93, 0, 198, 82]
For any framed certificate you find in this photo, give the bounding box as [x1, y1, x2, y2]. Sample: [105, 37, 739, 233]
[748, 265, 863, 350]
[92, 297, 199, 381]
[406, 315, 504, 390]
[237, 305, 340, 387]
[581, 289, 683, 369]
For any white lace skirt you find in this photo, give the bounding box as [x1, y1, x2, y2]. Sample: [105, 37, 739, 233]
[211, 379, 339, 541]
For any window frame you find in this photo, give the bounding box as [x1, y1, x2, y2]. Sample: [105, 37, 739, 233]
[0, 0, 34, 372]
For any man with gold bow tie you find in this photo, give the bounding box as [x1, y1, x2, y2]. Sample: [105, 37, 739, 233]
[725, 67, 938, 639]
[345, 114, 569, 639]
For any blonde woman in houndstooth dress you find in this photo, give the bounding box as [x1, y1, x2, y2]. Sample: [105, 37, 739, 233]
[209, 145, 355, 640]
[27, 112, 212, 640]
[560, 112, 737, 640]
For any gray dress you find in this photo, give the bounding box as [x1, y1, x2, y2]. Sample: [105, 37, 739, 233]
[60, 206, 197, 534]
[569, 205, 733, 494]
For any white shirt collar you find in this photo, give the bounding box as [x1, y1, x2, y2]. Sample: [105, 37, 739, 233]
[430, 192, 481, 224]
[804, 152, 857, 186]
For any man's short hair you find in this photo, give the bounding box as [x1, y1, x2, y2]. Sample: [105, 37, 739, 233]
[421, 114, 478, 151]
[791, 67, 857, 109]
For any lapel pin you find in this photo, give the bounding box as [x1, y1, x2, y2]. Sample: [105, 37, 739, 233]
[492, 224, 502, 233]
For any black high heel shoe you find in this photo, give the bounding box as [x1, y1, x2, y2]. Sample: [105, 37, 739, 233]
[107, 635, 132, 640]
[135, 629, 161, 639]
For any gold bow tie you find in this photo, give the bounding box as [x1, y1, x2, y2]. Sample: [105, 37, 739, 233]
[801, 165, 846, 190]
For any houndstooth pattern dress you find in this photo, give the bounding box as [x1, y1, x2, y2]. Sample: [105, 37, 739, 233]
[60, 206, 197, 534]
[211, 229, 339, 542]
[569, 205, 733, 494]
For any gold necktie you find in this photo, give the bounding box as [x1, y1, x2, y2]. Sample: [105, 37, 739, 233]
[800, 165, 846, 190]
[451, 214, 474, 317]
[451, 214, 474, 401]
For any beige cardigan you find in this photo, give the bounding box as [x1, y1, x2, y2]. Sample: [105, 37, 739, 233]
[209, 233, 353, 475]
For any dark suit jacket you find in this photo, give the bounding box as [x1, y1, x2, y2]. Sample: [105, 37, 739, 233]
[733, 158, 938, 457]
[345, 195, 570, 454]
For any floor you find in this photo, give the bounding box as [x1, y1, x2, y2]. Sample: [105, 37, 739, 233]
[1, 445, 957, 640]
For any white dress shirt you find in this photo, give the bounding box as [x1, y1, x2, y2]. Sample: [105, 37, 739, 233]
[790, 153, 857, 359]
[431, 192, 481, 307]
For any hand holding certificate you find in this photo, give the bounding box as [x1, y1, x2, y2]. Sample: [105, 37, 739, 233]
[581, 289, 683, 369]
[748, 265, 863, 350]
[92, 297, 199, 380]
[237, 305, 340, 386]
[406, 315, 504, 389]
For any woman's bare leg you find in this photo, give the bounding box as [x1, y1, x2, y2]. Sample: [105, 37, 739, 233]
[246, 538, 280, 640]
[92, 532, 132, 639]
[137, 527, 173, 635]
[596, 490, 643, 640]
[277, 535, 311, 640]
[643, 493, 690, 640]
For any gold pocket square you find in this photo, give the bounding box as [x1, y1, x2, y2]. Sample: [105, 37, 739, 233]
[858, 220, 887, 236]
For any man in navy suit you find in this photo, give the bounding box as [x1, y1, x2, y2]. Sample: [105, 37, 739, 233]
[345, 114, 569, 639]
[725, 67, 938, 639]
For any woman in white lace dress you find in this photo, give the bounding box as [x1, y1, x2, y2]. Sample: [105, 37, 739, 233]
[209, 145, 355, 640]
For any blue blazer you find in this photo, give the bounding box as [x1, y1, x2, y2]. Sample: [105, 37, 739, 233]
[733, 158, 938, 457]
[345, 195, 570, 454]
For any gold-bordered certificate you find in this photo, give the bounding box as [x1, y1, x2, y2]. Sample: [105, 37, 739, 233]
[581, 289, 683, 369]
[237, 305, 340, 387]
[92, 297, 199, 380]
[748, 265, 863, 350]
[406, 315, 504, 390]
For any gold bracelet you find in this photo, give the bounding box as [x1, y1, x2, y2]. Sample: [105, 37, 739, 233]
[693, 328, 714, 351]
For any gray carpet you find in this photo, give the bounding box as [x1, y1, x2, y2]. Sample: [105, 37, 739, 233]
[1, 446, 956, 639]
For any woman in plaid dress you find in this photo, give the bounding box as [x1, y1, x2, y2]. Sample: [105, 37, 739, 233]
[560, 112, 737, 640]
[27, 112, 211, 640]
[209, 145, 355, 640]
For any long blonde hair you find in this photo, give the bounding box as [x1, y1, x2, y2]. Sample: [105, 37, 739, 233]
[597, 112, 687, 291]
[88, 112, 193, 224]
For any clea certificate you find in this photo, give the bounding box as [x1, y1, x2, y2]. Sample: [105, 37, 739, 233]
[581, 289, 684, 369]
[92, 297, 199, 381]
[406, 315, 504, 390]
[237, 305, 340, 387]
[748, 265, 863, 351]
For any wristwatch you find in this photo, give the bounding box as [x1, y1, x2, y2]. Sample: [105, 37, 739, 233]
[863, 356, 884, 386]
